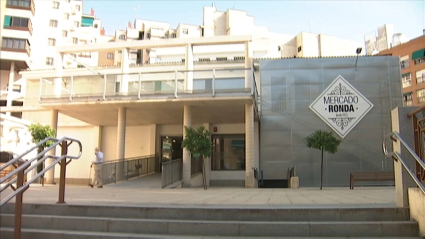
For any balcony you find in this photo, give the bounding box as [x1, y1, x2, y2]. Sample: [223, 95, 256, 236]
[1, 38, 31, 56]
[39, 68, 258, 103]
[6, 0, 35, 15]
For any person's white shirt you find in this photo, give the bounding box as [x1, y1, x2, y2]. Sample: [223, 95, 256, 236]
[93, 151, 104, 164]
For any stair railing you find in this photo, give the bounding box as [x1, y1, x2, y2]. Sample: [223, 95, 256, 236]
[383, 131, 425, 194]
[0, 136, 82, 239]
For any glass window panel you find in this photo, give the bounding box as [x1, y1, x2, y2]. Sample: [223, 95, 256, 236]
[13, 39, 20, 48]
[212, 135, 245, 170]
[19, 39, 25, 49]
[6, 39, 13, 48]
[20, 18, 28, 27]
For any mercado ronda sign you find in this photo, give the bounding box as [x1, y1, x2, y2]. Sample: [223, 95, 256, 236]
[309, 75, 373, 138]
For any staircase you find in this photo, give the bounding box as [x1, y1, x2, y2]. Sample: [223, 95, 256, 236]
[0, 203, 421, 238]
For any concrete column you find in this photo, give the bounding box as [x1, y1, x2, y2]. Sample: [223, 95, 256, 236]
[149, 124, 156, 155]
[54, 53, 64, 96]
[185, 44, 193, 91]
[121, 48, 130, 94]
[116, 107, 126, 180]
[203, 123, 211, 186]
[244, 41, 253, 88]
[245, 103, 256, 188]
[391, 106, 418, 207]
[45, 109, 58, 184]
[94, 126, 102, 149]
[182, 105, 192, 187]
[4, 62, 15, 137]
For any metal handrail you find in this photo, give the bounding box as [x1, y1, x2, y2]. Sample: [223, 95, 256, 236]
[0, 136, 82, 205]
[0, 136, 82, 239]
[383, 131, 425, 194]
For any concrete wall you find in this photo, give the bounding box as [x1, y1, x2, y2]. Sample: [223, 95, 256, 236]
[408, 188, 425, 237]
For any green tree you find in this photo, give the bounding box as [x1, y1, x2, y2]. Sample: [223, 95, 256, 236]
[181, 126, 212, 190]
[306, 130, 341, 190]
[28, 123, 56, 174]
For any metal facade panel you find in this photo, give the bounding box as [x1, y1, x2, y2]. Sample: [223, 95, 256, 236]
[259, 56, 402, 187]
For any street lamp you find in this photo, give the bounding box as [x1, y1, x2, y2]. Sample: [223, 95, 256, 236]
[355, 47, 362, 71]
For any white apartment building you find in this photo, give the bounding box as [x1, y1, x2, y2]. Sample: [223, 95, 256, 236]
[30, 0, 104, 69]
[108, 6, 362, 66]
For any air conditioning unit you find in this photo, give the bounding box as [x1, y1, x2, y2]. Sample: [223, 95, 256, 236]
[70, 27, 75, 31]
[71, 10, 76, 15]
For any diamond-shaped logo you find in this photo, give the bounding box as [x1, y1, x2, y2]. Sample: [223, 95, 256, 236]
[309, 75, 373, 138]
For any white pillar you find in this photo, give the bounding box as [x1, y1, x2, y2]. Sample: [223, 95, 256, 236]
[149, 124, 156, 155]
[4, 62, 15, 137]
[45, 109, 58, 184]
[117, 107, 126, 180]
[203, 123, 211, 186]
[54, 53, 64, 97]
[182, 105, 192, 187]
[185, 44, 193, 91]
[244, 41, 253, 88]
[245, 103, 256, 188]
[391, 107, 417, 207]
[121, 48, 130, 94]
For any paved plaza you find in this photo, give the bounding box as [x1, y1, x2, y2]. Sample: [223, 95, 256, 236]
[1, 173, 397, 208]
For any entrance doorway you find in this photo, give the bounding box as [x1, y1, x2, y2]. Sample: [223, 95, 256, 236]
[161, 136, 183, 163]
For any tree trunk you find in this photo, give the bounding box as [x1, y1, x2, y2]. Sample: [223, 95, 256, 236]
[320, 148, 324, 190]
[202, 157, 207, 190]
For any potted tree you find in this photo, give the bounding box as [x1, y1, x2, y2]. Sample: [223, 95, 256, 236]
[306, 130, 341, 190]
[28, 123, 56, 184]
[181, 126, 212, 190]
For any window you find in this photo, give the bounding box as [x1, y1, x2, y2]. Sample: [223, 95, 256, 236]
[46, 57, 54, 66]
[199, 58, 210, 62]
[94, 24, 98, 28]
[63, 13, 69, 20]
[417, 89, 425, 103]
[413, 49, 425, 65]
[400, 55, 409, 69]
[75, 5, 80, 11]
[49, 20, 58, 27]
[73, 21, 79, 27]
[146, 33, 151, 39]
[403, 92, 413, 106]
[164, 33, 169, 39]
[6, 0, 30, 8]
[107, 53, 114, 59]
[402, 73, 411, 88]
[72, 37, 78, 44]
[234, 56, 245, 61]
[212, 135, 245, 170]
[119, 35, 125, 40]
[62, 30, 68, 37]
[78, 52, 91, 58]
[216, 57, 227, 61]
[417, 69, 425, 84]
[52, 1, 59, 9]
[1, 37, 27, 51]
[118, 50, 122, 53]
[182, 28, 188, 34]
[171, 33, 176, 38]
[297, 46, 302, 52]
[47, 38, 56, 46]
[4, 16, 29, 28]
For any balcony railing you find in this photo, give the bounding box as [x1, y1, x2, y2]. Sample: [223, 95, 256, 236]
[39, 68, 259, 104]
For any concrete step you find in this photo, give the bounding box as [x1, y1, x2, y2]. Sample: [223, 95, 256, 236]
[0, 228, 423, 239]
[0, 214, 419, 237]
[0, 203, 411, 222]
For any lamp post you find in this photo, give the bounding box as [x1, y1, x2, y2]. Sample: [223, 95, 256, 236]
[354, 47, 362, 71]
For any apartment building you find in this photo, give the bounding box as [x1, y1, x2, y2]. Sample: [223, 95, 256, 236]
[105, 5, 362, 66]
[378, 34, 425, 106]
[30, 1, 104, 70]
[1, 0, 34, 118]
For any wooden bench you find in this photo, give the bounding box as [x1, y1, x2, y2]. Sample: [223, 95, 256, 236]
[349, 172, 394, 189]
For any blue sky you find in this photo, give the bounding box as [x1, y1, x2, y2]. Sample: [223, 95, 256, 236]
[83, 1, 424, 44]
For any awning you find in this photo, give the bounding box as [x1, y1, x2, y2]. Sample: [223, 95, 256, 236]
[4, 16, 11, 27]
[412, 49, 425, 60]
[81, 17, 94, 27]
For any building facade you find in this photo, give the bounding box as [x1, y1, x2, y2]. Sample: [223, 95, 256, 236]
[378, 35, 425, 106]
